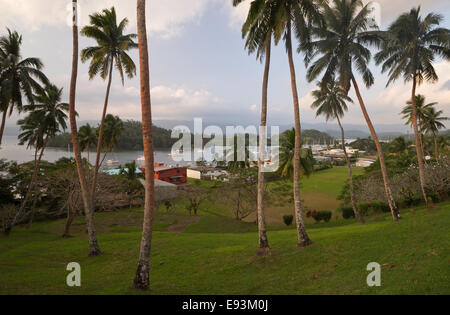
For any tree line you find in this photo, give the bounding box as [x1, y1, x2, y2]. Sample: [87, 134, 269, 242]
[48, 119, 177, 150]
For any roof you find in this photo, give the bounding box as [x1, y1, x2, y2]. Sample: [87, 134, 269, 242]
[139, 178, 178, 188]
[188, 167, 224, 173]
[154, 166, 186, 172]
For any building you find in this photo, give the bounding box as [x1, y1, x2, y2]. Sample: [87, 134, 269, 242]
[356, 158, 376, 168]
[138, 178, 178, 202]
[139, 164, 187, 185]
[187, 167, 228, 181]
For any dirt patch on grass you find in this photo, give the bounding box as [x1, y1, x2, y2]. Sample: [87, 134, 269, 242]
[168, 216, 200, 233]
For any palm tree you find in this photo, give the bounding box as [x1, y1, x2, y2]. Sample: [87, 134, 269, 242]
[311, 80, 364, 223]
[0, 29, 49, 145]
[302, 0, 400, 221]
[267, 0, 324, 247]
[98, 114, 124, 167]
[78, 124, 97, 163]
[68, 0, 101, 256]
[233, 0, 274, 254]
[422, 107, 448, 160]
[81, 7, 137, 202]
[401, 95, 437, 162]
[134, 0, 156, 290]
[6, 84, 69, 233]
[375, 7, 450, 206]
[278, 128, 314, 180]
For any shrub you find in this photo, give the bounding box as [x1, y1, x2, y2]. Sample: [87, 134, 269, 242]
[313, 211, 332, 223]
[340, 206, 355, 219]
[283, 215, 294, 226]
[371, 202, 390, 213]
[358, 203, 370, 216]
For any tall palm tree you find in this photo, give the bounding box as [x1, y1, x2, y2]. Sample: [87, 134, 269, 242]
[134, 0, 156, 290]
[302, 0, 401, 221]
[278, 128, 314, 179]
[5, 84, 69, 233]
[68, 0, 101, 256]
[422, 107, 448, 160]
[266, 0, 324, 247]
[311, 80, 364, 223]
[81, 7, 137, 202]
[401, 94, 437, 161]
[98, 114, 124, 167]
[375, 7, 450, 206]
[0, 29, 49, 145]
[78, 124, 97, 163]
[401, 95, 437, 162]
[233, 0, 275, 253]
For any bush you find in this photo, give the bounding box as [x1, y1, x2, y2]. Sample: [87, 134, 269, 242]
[313, 211, 332, 223]
[371, 202, 390, 213]
[340, 206, 355, 219]
[358, 203, 370, 216]
[283, 215, 294, 226]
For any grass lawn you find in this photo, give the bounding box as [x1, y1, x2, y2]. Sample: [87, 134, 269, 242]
[263, 168, 365, 225]
[0, 202, 448, 295]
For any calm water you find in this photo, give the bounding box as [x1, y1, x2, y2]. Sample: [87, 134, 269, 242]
[0, 135, 192, 168]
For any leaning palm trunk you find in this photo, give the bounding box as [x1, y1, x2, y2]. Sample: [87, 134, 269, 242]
[351, 76, 400, 221]
[433, 134, 439, 160]
[336, 117, 364, 223]
[68, 0, 101, 256]
[286, 26, 311, 247]
[411, 77, 428, 205]
[133, 0, 156, 290]
[26, 138, 49, 228]
[256, 37, 271, 253]
[0, 110, 7, 146]
[5, 141, 45, 235]
[91, 61, 114, 200]
[418, 118, 426, 164]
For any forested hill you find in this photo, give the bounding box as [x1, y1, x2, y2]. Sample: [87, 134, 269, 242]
[301, 129, 335, 144]
[117, 121, 176, 150]
[47, 120, 177, 150]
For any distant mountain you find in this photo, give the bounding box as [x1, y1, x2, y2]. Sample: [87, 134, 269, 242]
[152, 120, 410, 138]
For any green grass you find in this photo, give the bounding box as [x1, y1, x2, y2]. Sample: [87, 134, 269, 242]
[264, 168, 365, 224]
[0, 202, 448, 295]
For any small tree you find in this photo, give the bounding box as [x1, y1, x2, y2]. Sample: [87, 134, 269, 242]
[180, 186, 208, 216]
[220, 169, 259, 221]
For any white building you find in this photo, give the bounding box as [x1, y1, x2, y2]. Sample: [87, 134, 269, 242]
[356, 158, 376, 168]
[187, 167, 228, 181]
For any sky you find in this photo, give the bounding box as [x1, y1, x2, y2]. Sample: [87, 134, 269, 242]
[0, 0, 449, 131]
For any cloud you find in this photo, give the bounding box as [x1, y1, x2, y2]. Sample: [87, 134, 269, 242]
[224, 0, 250, 29]
[360, 62, 450, 126]
[66, 79, 227, 122]
[0, 0, 212, 38]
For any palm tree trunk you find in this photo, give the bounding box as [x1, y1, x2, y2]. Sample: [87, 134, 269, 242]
[257, 37, 271, 253]
[433, 133, 439, 160]
[0, 109, 7, 146]
[351, 76, 400, 221]
[134, 0, 156, 290]
[286, 25, 311, 247]
[8, 136, 47, 233]
[411, 76, 428, 206]
[63, 192, 75, 238]
[68, 0, 101, 256]
[336, 116, 364, 223]
[419, 117, 426, 164]
[27, 139, 49, 228]
[91, 60, 114, 199]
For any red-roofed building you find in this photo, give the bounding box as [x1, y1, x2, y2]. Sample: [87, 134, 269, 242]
[139, 164, 187, 185]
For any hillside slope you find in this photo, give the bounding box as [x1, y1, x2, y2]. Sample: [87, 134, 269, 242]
[0, 203, 448, 295]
